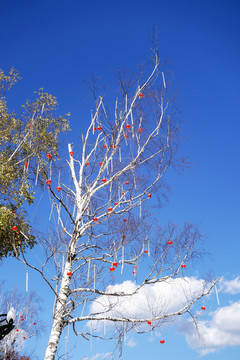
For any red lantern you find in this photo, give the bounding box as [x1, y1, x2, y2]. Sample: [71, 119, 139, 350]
[108, 207, 113, 212]
[139, 128, 143, 132]
[133, 265, 137, 269]
[67, 272, 73, 277]
[110, 267, 115, 272]
[46, 154, 52, 159]
[23, 336, 26, 340]
[168, 241, 173, 245]
[33, 322, 36, 325]
[132, 270, 136, 275]
[148, 193, 152, 198]
[24, 162, 28, 169]
[93, 218, 98, 221]
[113, 262, 118, 267]
[93, 127, 97, 131]
[144, 250, 148, 254]
[69, 151, 74, 156]
[99, 162, 103, 166]
[46, 179, 51, 185]
[21, 318, 24, 321]
[160, 339, 165, 344]
[102, 178, 107, 183]
[201, 306, 206, 310]
[103, 144, 107, 149]
[86, 162, 90, 166]
[97, 126, 102, 130]
[147, 320, 152, 325]
[16, 329, 19, 332]
[125, 181, 129, 185]
[114, 202, 118, 206]
[123, 219, 127, 222]
[122, 235, 126, 239]
[124, 134, 129, 138]
[12, 226, 17, 231]
[181, 264, 186, 268]
[56, 187, 61, 192]
[111, 145, 116, 149]
[139, 93, 145, 98]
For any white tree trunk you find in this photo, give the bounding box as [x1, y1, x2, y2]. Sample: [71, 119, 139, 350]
[44, 257, 73, 359]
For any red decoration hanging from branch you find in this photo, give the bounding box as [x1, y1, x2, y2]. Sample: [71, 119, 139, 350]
[125, 182, 129, 185]
[125, 124, 131, 129]
[102, 178, 107, 183]
[46, 154, 52, 159]
[109, 267, 115, 272]
[12, 226, 18, 231]
[139, 93, 145, 98]
[201, 306, 206, 310]
[160, 339, 165, 344]
[147, 320, 152, 325]
[168, 241, 173, 245]
[97, 126, 102, 131]
[86, 162, 90, 166]
[181, 264, 186, 268]
[103, 144, 107, 149]
[24, 162, 28, 169]
[108, 207, 113, 212]
[67, 272, 73, 277]
[113, 262, 118, 267]
[93, 218, 98, 221]
[99, 162, 103, 166]
[69, 151, 74, 156]
[148, 193, 152, 198]
[56, 187, 61, 192]
[46, 179, 51, 185]
[138, 128, 143, 132]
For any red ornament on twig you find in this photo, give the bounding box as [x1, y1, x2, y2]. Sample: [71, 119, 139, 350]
[103, 144, 107, 149]
[147, 320, 152, 325]
[46, 179, 51, 185]
[102, 178, 107, 183]
[99, 162, 103, 166]
[181, 264, 186, 268]
[56, 187, 61, 192]
[86, 162, 90, 166]
[97, 126, 102, 131]
[24, 162, 28, 169]
[46, 154, 52, 159]
[67, 272, 73, 277]
[160, 339, 165, 344]
[108, 207, 113, 212]
[168, 241, 173, 245]
[148, 193, 152, 198]
[201, 306, 206, 310]
[125, 182, 129, 185]
[93, 218, 98, 221]
[144, 250, 148, 254]
[113, 262, 118, 267]
[125, 124, 130, 129]
[12, 226, 18, 231]
[139, 93, 145, 98]
[110, 267, 115, 272]
[139, 128, 143, 132]
[69, 151, 74, 156]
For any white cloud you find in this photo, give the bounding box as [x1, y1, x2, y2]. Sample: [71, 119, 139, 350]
[180, 301, 240, 354]
[88, 277, 209, 330]
[127, 338, 137, 347]
[81, 352, 112, 360]
[221, 277, 240, 295]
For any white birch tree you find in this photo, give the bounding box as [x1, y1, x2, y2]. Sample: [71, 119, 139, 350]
[12, 52, 216, 359]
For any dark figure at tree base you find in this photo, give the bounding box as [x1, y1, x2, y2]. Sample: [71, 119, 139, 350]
[0, 308, 15, 340]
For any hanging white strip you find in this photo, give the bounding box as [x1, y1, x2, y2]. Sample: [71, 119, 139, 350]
[26, 268, 28, 292]
[35, 164, 39, 185]
[121, 246, 124, 274]
[87, 260, 91, 281]
[162, 72, 166, 88]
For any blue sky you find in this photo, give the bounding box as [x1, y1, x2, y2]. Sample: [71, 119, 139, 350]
[1, 0, 240, 359]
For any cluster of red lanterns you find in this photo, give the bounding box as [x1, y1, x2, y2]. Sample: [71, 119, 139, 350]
[109, 261, 118, 272]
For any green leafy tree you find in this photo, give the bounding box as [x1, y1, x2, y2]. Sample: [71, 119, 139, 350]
[0, 68, 70, 258]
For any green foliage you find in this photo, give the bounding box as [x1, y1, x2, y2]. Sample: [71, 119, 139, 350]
[0, 68, 70, 258]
